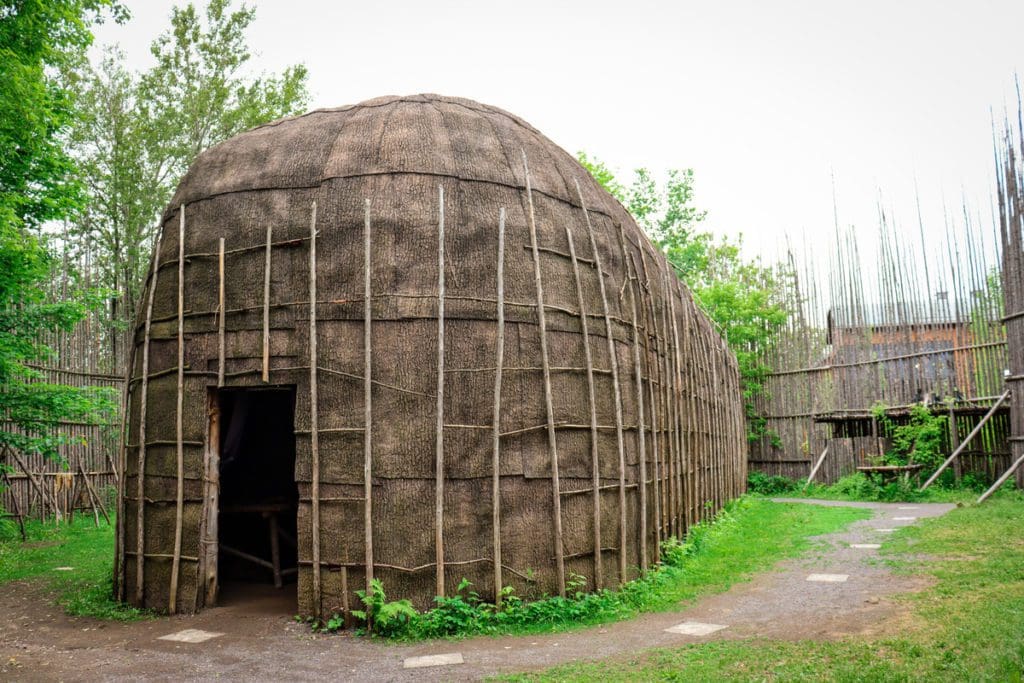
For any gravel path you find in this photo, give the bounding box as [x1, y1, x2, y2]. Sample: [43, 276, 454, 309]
[0, 499, 955, 681]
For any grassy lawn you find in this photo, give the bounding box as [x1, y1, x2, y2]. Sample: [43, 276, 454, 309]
[502, 493, 1024, 681]
[0, 515, 148, 621]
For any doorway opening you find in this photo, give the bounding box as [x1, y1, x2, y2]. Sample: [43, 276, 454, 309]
[217, 386, 298, 612]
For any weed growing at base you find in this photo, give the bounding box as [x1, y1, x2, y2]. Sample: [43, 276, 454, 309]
[343, 497, 868, 640]
[0, 516, 148, 621]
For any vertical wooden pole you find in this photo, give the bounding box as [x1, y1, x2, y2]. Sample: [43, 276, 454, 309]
[660, 274, 678, 536]
[948, 405, 961, 481]
[528, 155, 565, 597]
[565, 223, 602, 589]
[624, 248, 648, 571]
[638, 249, 662, 544]
[135, 232, 161, 604]
[666, 271, 685, 529]
[1, 471, 25, 541]
[363, 199, 374, 592]
[492, 207, 506, 603]
[574, 178, 627, 584]
[435, 185, 447, 598]
[169, 205, 186, 615]
[308, 201, 322, 615]
[114, 346, 134, 600]
[203, 392, 220, 607]
[262, 225, 272, 383]
[217, 238, 225, 388]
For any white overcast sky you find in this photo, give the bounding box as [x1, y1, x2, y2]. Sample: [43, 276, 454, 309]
[92, 0, 1022, 282]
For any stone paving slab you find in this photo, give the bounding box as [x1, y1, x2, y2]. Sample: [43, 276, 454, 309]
[157, 629, 224, 644]
[403, 653, 464, 669]
[806, 573, 849, 582]
[664, 621, 728, 636]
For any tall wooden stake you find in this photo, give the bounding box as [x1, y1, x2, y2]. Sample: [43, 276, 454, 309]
[363, 199, 374, 592]
[217, 238, 225, 388]
[435, 185, 447, 598]
[492, 207, 506, 603]
[528, 155, 565, 597]
[262, 225, 272, 383]
[135, 232, 161, 604]
[308, 201, 322, 614]
[574, 178, 627, 584]
[623, 247, 648, 571]
[169, 205, 185, 615]
[566, 223, 602, 589]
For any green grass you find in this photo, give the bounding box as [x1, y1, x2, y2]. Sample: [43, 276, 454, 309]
[0, 515, 149, 621]
[356, 497, 869, 640]
[500, 497, 1024, 681]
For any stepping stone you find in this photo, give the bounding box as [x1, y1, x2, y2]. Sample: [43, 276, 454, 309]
[664, 621, 728, 636]
[851, 543, 881, 549]
[893, 517, 917, 521]
[875, 528, 896, 533]
[52, 567, 74, 571]
[157, 629, 223, 644]
[403, 653, 464, 669]
[806, 573, 848, 582]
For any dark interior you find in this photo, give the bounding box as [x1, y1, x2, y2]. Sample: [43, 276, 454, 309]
[217, 386, 298, 605]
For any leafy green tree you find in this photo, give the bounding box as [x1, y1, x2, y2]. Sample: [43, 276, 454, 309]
[0, 0, 126, 232]
[0, 0, 121, 484]
[69, 0, 310, 363]
[578, 153, 790, 440]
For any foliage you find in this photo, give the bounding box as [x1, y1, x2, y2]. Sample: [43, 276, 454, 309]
[349, 578, 418, 637]
[872, 403, 948, 472]
[768, 469, 999, 503]
[344, 497, 867, 640]
[67, 0, 310, 360]
[0, 516, 148, 621]
[0, 223, 115, 464]
[577, 153, 790, 442]
[0, 0, 126, 232]
[504, 497, 1024, 682]
[746, 471, 799, 495]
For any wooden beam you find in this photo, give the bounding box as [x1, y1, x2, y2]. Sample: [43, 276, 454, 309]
[135, 231, 161, 604]
[435, 185, 447, 598]
[528, 155, 565, 597]
[492, 207, 506, 604]
[574, 178, 627, 585]
[363, 198, 374, 593]
[623, 247, 648, 572]
[262, 225, 272, 383]
[565, 222, 602, 589]
[169, 205, 185, 615]
[921, 389, 1010, 490]
[308, 201, 322, 615]
[217, 238, 225, 388]
[803, 445, 830, 489]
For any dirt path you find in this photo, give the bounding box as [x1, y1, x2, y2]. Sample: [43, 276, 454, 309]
[0, 500, 954, 681]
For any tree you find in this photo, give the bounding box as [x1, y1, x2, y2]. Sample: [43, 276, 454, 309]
[0, 0, 126, 232]
[578, 153, 790, 441]
[0, 0, 120, 483]
[69, 0, 310, 364]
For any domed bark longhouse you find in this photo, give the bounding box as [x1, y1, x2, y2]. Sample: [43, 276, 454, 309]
[114, 94, 747, 618]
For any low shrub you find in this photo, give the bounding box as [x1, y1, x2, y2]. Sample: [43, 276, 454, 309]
[746, 471, 799, 495]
